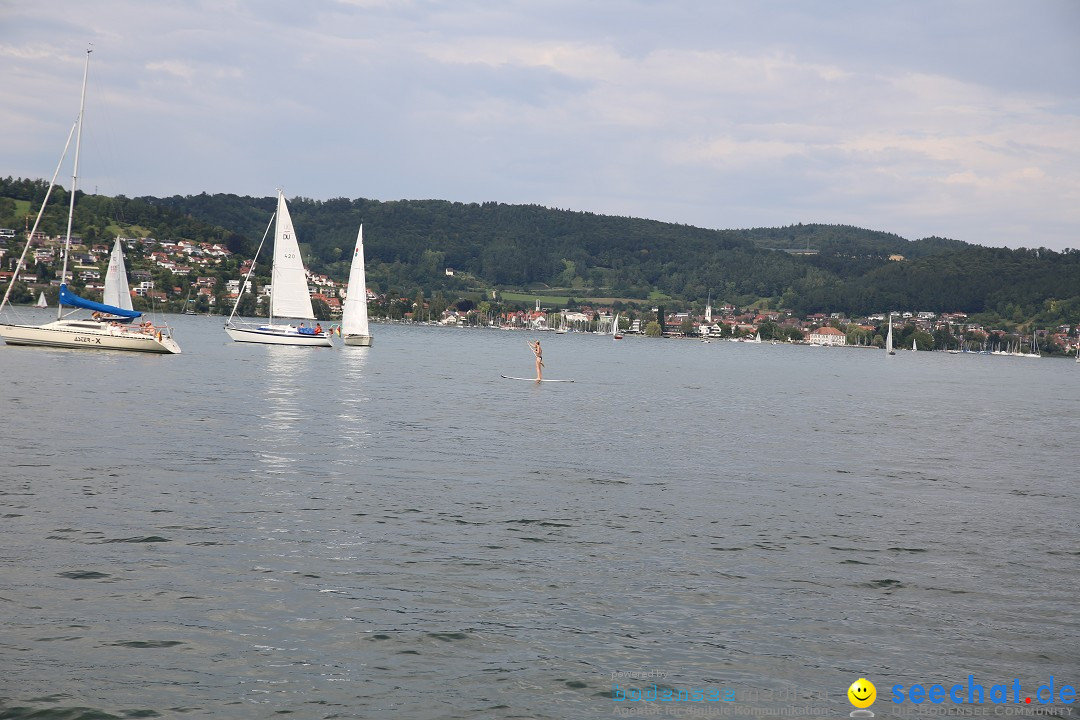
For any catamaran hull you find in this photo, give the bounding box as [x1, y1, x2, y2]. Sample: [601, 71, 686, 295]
[343, 334, 372, 346]
[225, 324, 333, 347]
[0, 323, 181, 354]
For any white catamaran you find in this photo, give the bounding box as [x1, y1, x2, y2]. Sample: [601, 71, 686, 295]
[341, 225, 372, 346]
[225, 190, 333, 346]
[0, 49, 180, 354]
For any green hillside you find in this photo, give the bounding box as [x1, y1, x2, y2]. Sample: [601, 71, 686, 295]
[2, 176, 1079, 329]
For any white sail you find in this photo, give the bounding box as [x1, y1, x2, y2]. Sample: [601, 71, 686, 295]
[35, 292, 47, 308]
[885, 315, 894, 354]
[270, 192, 315, 320]
[611, 313, 619, 337]
[102, 236, 134, 311]
[912, 338, 918, 351]
[341, 225, 371, 339]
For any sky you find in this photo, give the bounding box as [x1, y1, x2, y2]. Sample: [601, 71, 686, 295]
[1, 0, 1078, 251]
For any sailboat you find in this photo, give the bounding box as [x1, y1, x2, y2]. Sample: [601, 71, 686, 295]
[912, 337, 918, 352]
[0, 49, 181, 354]
[99, 236, 136, 322]
[612, 312, 622, 340]
[885, 315, 895, 355]
[35, 292, 47, 309]
[341, 225, 372, 346]
[225, 190, 333, 346]
[1021, 331, 1041, 358]
[181, 284, 197, 314]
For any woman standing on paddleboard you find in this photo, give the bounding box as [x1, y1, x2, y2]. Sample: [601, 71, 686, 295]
[529, 340, 544, 381]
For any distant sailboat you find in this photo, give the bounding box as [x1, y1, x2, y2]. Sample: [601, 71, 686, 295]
[225, 190, 333, 346]
[181, 283, 197, 314]
[35, 292, 47, 309]
[612, 312, 622, 340]
[1021, 330, 1041, 358]
[912, 337, 917, 352]
[341, 225, 372, 346]
[886, 315, 895, 355]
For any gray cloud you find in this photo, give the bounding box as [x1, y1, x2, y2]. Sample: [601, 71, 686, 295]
[1, 0, 1077, 250]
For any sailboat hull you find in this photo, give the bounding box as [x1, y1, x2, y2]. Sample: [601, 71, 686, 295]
[225, 323, 333, 347]
[0, 320, 181, 354]
[343, 334, 372, 346]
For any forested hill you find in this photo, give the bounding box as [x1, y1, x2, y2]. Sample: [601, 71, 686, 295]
[139, 192, 1080, 322]
[1, 177, 1078, 324]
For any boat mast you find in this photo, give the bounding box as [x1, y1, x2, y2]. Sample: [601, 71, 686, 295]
[0, 121, 78, 313]
[270, 190, 281, 326]
[226, 211, 274, 324]
[58, 47, 92, 319]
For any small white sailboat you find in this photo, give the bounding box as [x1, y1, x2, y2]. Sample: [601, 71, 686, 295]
[103, 236, 134, 310]
[1021, 331, 1041, 358]
[885, 314, 895, 355]
[612, 312, 622, 340]
[225, 190, 332, 346]
[912, 337, 918, 352]
[97, 236, 137, 323]
[0, 49, 180, 354]
[341, 225, 372, 346]
[35, 292, 47, 309]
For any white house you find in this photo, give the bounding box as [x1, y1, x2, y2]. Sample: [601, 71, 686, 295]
[808, 326, 847, 346]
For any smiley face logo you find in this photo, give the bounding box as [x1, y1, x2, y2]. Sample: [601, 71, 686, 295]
[847, 678, 876, 708]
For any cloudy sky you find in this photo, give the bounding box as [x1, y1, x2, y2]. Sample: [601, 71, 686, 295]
[2, 1, 1078, 250]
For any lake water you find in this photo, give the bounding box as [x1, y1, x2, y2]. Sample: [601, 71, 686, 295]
[2, 312, 1078, 719]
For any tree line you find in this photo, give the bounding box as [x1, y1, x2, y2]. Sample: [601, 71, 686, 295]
[2, 177, 1079, 330]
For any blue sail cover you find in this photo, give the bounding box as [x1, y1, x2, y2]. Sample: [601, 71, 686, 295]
[58, 283, 142, 319]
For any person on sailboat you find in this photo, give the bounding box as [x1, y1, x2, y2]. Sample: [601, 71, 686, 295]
[529, 340, 544, 381]
[315, 323, 323, 335]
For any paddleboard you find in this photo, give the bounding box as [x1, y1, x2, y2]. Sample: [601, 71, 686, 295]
[501, 375, 574, 383]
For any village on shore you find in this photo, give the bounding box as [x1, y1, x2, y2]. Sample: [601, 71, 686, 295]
[423, 301, 1071, 357]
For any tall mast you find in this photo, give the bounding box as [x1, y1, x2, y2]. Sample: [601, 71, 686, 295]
[270, 189, 282, 325]
[58, 47, 92, 319]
